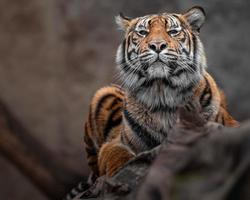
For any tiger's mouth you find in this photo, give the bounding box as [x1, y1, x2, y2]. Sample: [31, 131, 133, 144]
[144, 52, 195, 79]
[147, 61, 171, 79]
[151, 59, 165, 65]
[142, 52, 178, 66]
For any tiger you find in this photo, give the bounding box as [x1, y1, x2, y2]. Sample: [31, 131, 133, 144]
[83, 6, 239, 180]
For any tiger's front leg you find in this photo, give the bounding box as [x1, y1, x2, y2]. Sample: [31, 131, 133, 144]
[98, 140, 135, 177]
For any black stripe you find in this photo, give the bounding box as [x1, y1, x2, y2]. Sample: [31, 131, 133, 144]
[119, 38, 145, 79]
[125, 35, 131, 62]
[118, 39, 127, 66]
[122, 38, 126, 57]
[84, 126, 93, 144]
[180, 82, 195, 95]
[131, 35, 138, 46]
[86, 147, 97, 156]
[221, 116, 225, 125]
[180, 36, 186, 43]
[127, 35, 133, 60]
[139, 52, 151, 59]
[172, 15, 179, 27]
[192, 33, 197, 64]
[103, 107, 122, 139]
[168, 16, 176, 28]
[95, 94, 116, 119]
[121, 132, 137, 153]
[162, 78, 178, 89]
[187, 101, 196, 111]
[120, 63, 131, 73]
[185, 104, 191, 111]
[199, 78, 209, 102]
[200, 77, 212, 108]
[123, 109, 161, 149]
[186, 31, 192, 55]
[88, 160, 97, 166]
[115, 89, 124, 97]
[182, 46, 189, 56]
[168, 62, 178, 72]
[119, 47, 145, 79]
[172, 68, 186, 77]
[141, 78, 178, 90]
[88, 106, 93, 131]
[180, 31, 190, 56]
[107, 97, 122, 110]
[188, 62, 197, 71]
[150, 105, 177, 113]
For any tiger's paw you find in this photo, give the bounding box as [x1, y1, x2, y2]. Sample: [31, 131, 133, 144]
[98, 142, 135, 177]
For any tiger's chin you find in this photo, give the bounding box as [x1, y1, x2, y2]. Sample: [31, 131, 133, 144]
[147, 61, 173, 79]
[129, 61, 203, 112]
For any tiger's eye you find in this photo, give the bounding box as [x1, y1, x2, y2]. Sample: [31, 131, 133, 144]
[138, 30, 149, 36]
[168, 29, 180, 36]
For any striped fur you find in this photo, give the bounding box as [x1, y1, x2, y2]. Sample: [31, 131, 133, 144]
[84, 85, 125, 177]
[83, 7, 239, 179]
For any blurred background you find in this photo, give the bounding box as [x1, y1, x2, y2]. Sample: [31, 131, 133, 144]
[0, 0, 249, 199]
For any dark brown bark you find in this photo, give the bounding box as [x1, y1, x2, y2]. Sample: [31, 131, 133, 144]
[0, 100, 84, 200]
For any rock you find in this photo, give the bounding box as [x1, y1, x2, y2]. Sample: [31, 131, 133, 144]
[136, 123, 250, 200]
[69, 121, 250, 200]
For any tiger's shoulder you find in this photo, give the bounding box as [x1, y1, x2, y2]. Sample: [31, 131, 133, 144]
[192, 72, 239, 127]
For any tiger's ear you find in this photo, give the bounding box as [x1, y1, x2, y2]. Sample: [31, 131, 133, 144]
[183, 6, 206, 32]
[115, 13, 132, 31]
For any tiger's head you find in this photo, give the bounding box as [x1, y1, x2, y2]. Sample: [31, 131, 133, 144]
[116, 6, 207, 111]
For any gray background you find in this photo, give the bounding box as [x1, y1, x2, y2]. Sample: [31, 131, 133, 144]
[0, 0, 249, 199]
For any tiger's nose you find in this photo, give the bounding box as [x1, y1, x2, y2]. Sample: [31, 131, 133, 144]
[148, 41, 167, 53]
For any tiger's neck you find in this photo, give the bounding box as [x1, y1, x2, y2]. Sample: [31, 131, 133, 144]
[121, 92, 178, 154]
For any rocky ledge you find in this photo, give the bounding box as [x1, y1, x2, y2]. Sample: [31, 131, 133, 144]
[65, 111, 250, 200]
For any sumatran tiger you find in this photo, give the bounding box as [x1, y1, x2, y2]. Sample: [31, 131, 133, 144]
[83, 6, 239, 180]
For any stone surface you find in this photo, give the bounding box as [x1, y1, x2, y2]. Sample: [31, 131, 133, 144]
[74, 122, 250, 200]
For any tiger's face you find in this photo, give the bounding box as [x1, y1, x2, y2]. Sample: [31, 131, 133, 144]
[116, 7, 207, 111]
